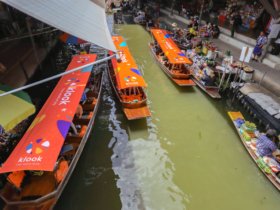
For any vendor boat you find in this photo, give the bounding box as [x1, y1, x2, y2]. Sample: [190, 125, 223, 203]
[149, 29, 195, 86]
[108, 36, 151, 120]
[0, 54, 104, 209]
[228, 111, 280, 191]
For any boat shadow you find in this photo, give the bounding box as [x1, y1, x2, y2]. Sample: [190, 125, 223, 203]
[174, 85, 196, 93]
[127, 118, 148, 134]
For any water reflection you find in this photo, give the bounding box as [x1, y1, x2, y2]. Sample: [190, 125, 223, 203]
[108, 94, 188, 210]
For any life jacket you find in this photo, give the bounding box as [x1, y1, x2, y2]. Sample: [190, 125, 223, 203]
[7, 171, 26, 189]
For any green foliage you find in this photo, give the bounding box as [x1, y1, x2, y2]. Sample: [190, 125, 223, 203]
[244, 121, 256, 129]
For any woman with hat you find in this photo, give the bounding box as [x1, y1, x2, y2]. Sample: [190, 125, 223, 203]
[201, 68, 215, 86]
[256, 129, 279, 158]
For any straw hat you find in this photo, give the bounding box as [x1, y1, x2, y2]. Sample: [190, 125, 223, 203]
[266, 129, 277, 137]
[208, 69, 215, 77]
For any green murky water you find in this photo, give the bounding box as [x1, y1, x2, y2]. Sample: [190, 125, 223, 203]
[56, 25, 279, 210]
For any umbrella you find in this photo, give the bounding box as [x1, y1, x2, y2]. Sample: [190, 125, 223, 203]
[59, 33, 87, 45]
[0, 84, 35, 132]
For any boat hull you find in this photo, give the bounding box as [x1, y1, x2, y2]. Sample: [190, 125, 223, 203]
[191, 75, 221, 99]
[1, 72, 104, 210]
[107, 63, 151, 120]
[148, 43, 195, 86]
[228, 112, 280, 191]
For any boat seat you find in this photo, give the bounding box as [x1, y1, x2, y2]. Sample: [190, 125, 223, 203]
[82, 99, 96, 111]
[21, 172, 56, 199]
[73, 111, 93, 125]
[60, 144, 74, 155]
[60, 143, 79, 161]
[65, 125, 87, 144]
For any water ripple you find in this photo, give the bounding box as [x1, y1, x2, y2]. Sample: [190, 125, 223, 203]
[106, 98, 188, 210]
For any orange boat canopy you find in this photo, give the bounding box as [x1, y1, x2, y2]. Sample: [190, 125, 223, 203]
[151, 29, 192, 65]
[111, 36, 147, 90]
[0, 54, 96, 173]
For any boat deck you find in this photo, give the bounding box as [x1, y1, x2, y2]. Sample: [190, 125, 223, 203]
[123, 106, 151, 120]
[173, 78, 195, 86]
[192, 76, 221, 99]
[21, 172, 56, 199]
[228, 111, 280, 191]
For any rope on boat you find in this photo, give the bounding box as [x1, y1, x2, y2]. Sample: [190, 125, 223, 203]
[0, 54, 116, 97]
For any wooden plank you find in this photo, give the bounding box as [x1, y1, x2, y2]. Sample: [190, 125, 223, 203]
[173, 78, 195, 86]
[206, 88, 222, 99]
[123, 106, 151, 120]
[192, 77, 221, 98]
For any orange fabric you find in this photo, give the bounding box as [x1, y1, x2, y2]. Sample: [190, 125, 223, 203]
[7, 171, 26, 189]
[111, 36, 147, 89]
[0, 55, 96, 173]
[79, 126, 87, 137]
[59, 33, 69, 42]
[55, 160, 68, 183]
[151, 29, 192, 65]
[228, 112, 244, 121]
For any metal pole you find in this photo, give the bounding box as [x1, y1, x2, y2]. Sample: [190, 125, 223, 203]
[218, 70, 226, 90]
[199, 0, 205, 25]
[0, 54, 116, 97]
[258, 70, 268, 87]
[26, 17, 43, 72]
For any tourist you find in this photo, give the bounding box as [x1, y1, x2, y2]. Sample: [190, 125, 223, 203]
[256, 129, 279, 158]
[147, 19, 154, 28]
[75, 104, 83, 118]
[230, 12, 242, 38]
[252, 31, 268, 61]
[212, 24, 220, 38]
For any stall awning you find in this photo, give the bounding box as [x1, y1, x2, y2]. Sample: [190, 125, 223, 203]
[151, 29, 192, 65]
[1, 0, 116, 52]
[0, 54, 96, 173]
[111, 36, 147, 90]
[0, 87, 35, 132]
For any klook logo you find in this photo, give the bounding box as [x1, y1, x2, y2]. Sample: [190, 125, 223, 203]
[18, 139, 50, 163]
[26, 138, 50, 155]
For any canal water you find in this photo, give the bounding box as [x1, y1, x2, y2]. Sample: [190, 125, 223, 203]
[56, 25, 279, 210]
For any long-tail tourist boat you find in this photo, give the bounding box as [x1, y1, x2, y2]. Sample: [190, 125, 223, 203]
[149, 29, 195, 86]
[0, 54, 104, 209]
[108, 36, 151, 120]
[228, 111, 280, 191]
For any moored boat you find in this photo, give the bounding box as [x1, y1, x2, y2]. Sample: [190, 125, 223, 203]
[0, 54, 104, 209]
[228, 111, 280, 191]
[191, 74, 221, 98]
[108, 36, 151, 120]
[149, 29, 195, 87]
